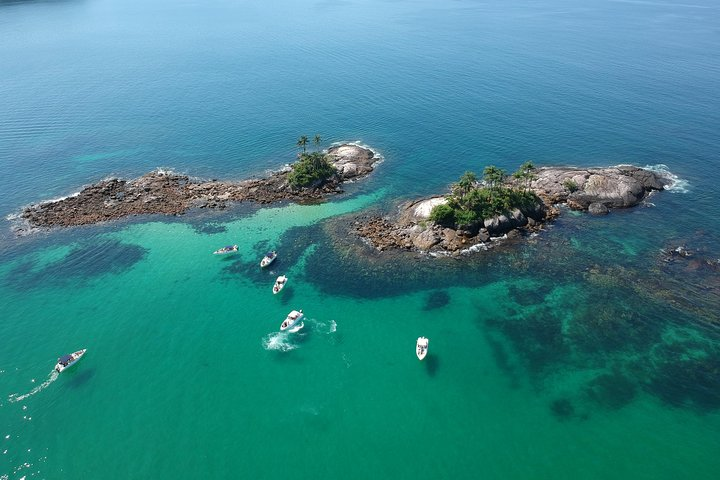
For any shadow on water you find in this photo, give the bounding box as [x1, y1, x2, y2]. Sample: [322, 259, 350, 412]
[64, 368, 96, 389]
[4, 239, 147, 291]
[278, 286, 295, 305]
[424, 354, 439, 377]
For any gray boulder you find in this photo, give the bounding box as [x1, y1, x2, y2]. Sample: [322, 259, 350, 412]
[588, 202, 609, 215]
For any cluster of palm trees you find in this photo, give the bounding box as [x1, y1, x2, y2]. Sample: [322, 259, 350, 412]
[288, 134, 335, 188]
[431, 161, 540, 227]
[296, 135, 322, 153]
[451, 162, 536, 198]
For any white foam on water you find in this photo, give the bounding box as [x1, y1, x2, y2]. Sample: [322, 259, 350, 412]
[8, 371, 58, 403]
[643, 164, 690, 193]
[43, 191, 82, 204]
[262, 332, 298, 352]
[313, 319, 337, 334]
[153, 167, 185, 177]
[461, 243, 488, 255]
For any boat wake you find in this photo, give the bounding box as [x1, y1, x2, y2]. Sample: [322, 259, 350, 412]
[262, 318, 336, 351]
[314, 319, 337, 334]
[8, 370, 59, 403]
[262, 332, 299, 352]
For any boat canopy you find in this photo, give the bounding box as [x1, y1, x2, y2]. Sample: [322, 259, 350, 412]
[58, 354, 73, 365]
[265, 251, 274, 257]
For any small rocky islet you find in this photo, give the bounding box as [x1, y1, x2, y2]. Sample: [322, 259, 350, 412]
[353, 165, 671, 255]
[17, 144, 377, 231]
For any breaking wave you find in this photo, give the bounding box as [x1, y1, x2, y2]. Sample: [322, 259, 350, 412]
[644, 164, 689, 193]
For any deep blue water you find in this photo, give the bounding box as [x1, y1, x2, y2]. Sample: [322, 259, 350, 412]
[1, 0, 720, 478]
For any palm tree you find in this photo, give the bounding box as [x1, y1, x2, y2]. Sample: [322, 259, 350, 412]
[483, 165, 506, 207]
[483, 166, 505, 190]
[452, 171, 477, 208]
[297, 136, 308, 153]
[521, 161, 537, 191]
[512, 161, 536, 192]
[313, 134, 322, 151]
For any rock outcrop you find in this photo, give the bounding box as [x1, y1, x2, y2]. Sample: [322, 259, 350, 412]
[353, 165, 669, 255]
[531, 165, 670, 209]
[327, 144, 377, 180]
[18, 144, 378, 230]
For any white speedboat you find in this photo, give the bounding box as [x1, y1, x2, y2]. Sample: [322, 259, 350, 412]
[416, 337, 429, 361]
[280, 309, 304, 331]
[55, 349, 87, 373]
[213, 245, 238, 255]
[273, 275, 287, 294]
[260, 251, 277, 267]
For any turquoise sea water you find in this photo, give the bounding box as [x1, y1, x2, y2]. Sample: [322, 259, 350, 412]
[2, 0, 720, 478]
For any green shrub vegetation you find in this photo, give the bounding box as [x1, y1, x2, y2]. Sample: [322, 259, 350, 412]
[429, 162, 541, 229]
[428, 203, 456, 226]
[288, 134, 337, 188]
[287, 151, 337, 188]
[563, 179, 579, 192]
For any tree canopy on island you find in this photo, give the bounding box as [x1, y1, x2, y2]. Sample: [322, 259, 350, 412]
[288, 135, 336, 188]
[429, 162, 539, 229]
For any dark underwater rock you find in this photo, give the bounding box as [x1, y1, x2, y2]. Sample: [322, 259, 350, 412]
[550, 398, 575, 420]
[584, 372, 637, 410]
[423, 290, 451, 311]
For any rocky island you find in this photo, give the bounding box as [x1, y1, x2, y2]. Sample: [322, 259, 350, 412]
[354, 164, 671, 254]
[17, 143, 378, 231]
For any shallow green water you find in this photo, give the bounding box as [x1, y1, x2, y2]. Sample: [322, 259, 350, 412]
[2, 193, 720, 479]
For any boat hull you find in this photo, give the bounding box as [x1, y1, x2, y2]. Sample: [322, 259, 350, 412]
[260, 251, 277, 268]
[280, 311, 304, 331]
[213, 246, 238, 255]
[416, 337, 428, 361]
[55, 349, 87, 373]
